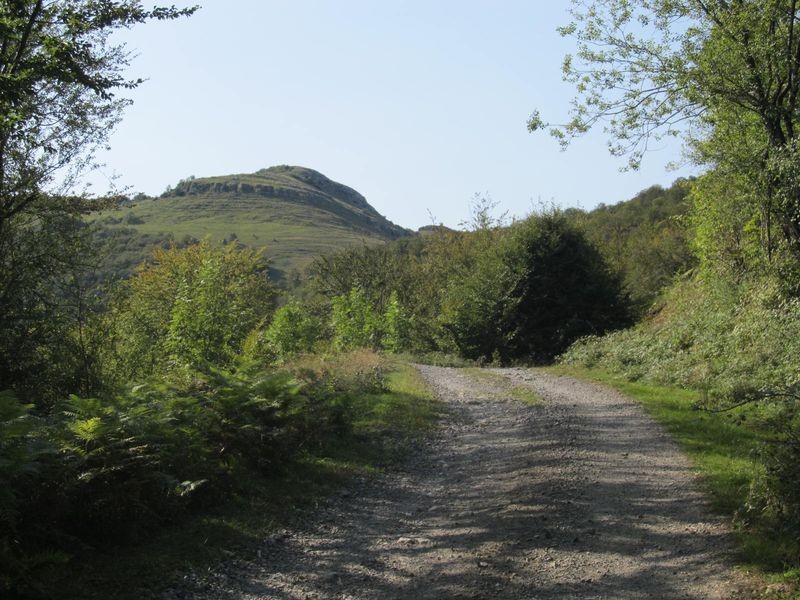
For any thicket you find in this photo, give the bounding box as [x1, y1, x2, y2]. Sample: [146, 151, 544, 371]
[312, 203, 631, 363]
[104, 242, 276, 380]
[0, 240, 406, 597]
[569, 180, 696, 314]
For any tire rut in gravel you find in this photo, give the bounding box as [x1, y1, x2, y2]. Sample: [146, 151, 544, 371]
[164, 366, 753, 600]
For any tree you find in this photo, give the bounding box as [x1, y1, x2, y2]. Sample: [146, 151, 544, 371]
[502, 210, 631, 361]
[109, 243, 276, 379]
[0, 0, 197, 234]
[0, 1, 197, 402]
[529, 0, 800, 257]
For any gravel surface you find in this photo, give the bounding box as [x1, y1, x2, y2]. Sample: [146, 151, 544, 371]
[164, 366, 754, 599]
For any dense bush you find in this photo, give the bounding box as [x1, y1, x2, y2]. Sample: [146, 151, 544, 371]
[0, 211, 101, 409]
[247, 300, 324, 363]
[502, 211, 631, 361]
[106, 243, 276, 380]
[0, 356, 387, 596]
[314, 207, 631, 362]
[382, 291, 407, 354]
[570, 179, 695, 314]
[562, 278, 800, 394]
[331, 287, 383, 351]
[436, 217, 512, 360]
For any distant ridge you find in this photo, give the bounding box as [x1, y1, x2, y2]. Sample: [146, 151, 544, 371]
[94, 165, 411, 280]
[162, 165, 408, 241]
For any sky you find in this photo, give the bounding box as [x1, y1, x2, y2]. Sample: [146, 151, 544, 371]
[89, 1, 696, 230]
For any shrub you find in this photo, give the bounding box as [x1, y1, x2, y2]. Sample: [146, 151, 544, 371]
[108, 242, 276, 379]
[330, 288, 382, 351]
[382, 291, 407, 354]
[502, 210, 632, 361]
[1, 355, 385, 595]
[260, 301, 323, 363]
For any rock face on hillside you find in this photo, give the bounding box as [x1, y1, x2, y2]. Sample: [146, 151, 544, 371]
[162, 165, 408, 240]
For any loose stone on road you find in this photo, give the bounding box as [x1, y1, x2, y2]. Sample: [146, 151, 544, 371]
[169, 366, 753, 599]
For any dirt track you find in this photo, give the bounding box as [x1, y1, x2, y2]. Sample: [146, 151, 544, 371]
[166, 366, 753, 599]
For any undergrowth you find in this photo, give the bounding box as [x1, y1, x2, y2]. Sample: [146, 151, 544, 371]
[3, 355, 440, 599]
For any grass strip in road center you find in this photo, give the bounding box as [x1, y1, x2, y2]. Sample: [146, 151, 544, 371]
[462, 368, 543, 406]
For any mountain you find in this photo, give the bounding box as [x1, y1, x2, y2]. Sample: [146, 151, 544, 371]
[93, 166, 410, 282]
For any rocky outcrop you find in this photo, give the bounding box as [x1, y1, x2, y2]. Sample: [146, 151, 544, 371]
[164, 166, 409, 240]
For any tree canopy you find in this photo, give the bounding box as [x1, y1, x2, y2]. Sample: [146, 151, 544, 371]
[0, 1, 197, 401]
[530, 0, 800, 256]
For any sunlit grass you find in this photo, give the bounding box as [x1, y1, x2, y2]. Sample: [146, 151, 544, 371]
[92, 195, 389, 273]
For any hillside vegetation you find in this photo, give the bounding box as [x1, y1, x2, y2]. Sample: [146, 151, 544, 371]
[573, 179, 695, 314]
[92, 165, 409, 282]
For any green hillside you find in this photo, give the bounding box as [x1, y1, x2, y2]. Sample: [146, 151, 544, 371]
[93, 165, 409, 281]
[567, 179, 696, 313]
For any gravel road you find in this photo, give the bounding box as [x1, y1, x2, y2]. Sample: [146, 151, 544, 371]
[166, 366, 754, 599]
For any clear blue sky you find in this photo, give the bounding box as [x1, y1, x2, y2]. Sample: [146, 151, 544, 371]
[90, 1, 696, 230]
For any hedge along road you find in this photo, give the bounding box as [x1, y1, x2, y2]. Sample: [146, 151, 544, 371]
[167, 366, 754, 600]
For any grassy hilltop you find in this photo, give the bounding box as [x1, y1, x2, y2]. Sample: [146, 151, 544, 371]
[93, 165, 410, 280]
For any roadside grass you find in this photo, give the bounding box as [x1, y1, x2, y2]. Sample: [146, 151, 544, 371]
[53, 360, 440, 600]
[462, 368, 542, 405]
[545, 365, 799, 584]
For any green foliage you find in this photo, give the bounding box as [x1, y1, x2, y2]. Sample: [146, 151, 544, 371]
[689, 171, 760, 281]
[0, 391, 59, 596]
[253, 301, 323, 363]
[330, 288, 383, 351]
[572, 179, 696, 313]
[46, 356, 438, 600]
[0, 0, 197, 409]
[87, 226, 199, 291]
[0, 213, 104, 407]
[108, 243, 276, 378]
[437, 228, 513, 359]
[314, 202, 630, 362]
[503, 209, 631, 361]
[535, 0, 800, 260]
[562, 277, 800, 394]
[756, 405, 800, 542]
[541, 4, 800, 566]
[0, 353, 398, 596]
[310, 238, 423, 312]
[382, 291, 407, 354]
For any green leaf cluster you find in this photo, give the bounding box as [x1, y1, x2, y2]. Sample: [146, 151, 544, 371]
[314, 205, 631, 363]
[107, 242, 276, 379]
